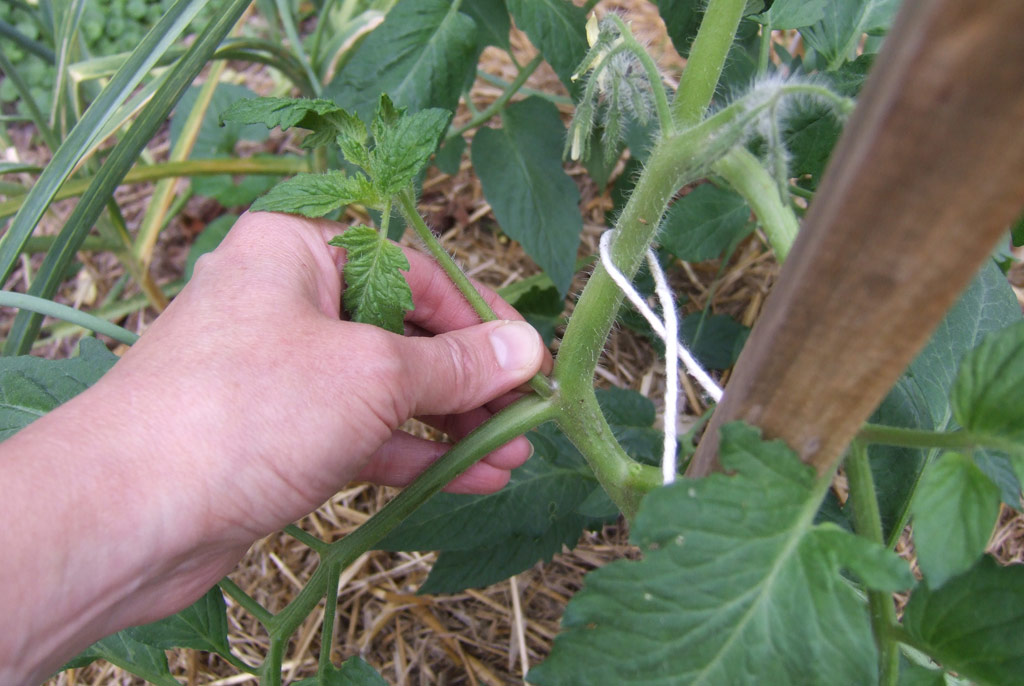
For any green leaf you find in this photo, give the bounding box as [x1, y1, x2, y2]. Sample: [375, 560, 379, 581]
[219, 96, 363, 151]
[433, 134, 466, 175]
[657, 0, 703, 58]
[471, 96, 582, 296]
[1011, 210, 1024, 247]
[951, 321, 1024, 444]
[506, 0, 586, 94]
[185, 214, 236, 281]
[62, 631, 180, 686]
[293, 656, 388, 686]
[897, 658, 946, 686]
[660, 183, 753, 262]
[378, 432, 594, 593]
[681, 312, 750, 371]
[505, 284, 564, 345]
[752, 0, 827, 29]
[370, 106, 451, 195]
[325, 0, 478, 122]
[251, 172, 376, 217]
[529, 422, 913, 686]
[904, 555, 1024, 686]
[329, 226, 413, 334]
[461, 0, 510, 50]
[127, 586, 230, 656]
[801, 0, 902, 71]
[910, 452, 1001, 589]
[867, 260, 1022, 544]
[0, 338, 117, 440]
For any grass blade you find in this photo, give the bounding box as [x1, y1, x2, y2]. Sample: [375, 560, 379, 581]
[2, 0, 253, 355]
[0, 290, 139, 346]
[0, 0, 211, 288]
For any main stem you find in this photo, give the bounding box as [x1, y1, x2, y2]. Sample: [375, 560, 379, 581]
[672, 0, 747, 126]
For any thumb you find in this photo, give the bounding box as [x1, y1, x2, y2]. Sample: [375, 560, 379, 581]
[396, 320, 545, 417]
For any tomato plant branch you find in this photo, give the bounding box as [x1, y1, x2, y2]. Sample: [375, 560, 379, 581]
[858, 423, 1024, 457]
[396, 188, 553, 398]
[845, 440, 900, 686]
[318, 562, 342, 679]
[713, 146, 799, 261]
[219, 577, 274, 627]
[283, 524, 328, 554]
[269, 395, 558, 640]
[447, 54, 544, 141]
[671, 0, 746, 126]
[262, 636, 286, 686]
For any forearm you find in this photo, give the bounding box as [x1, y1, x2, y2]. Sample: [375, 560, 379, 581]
[0, 374, 225, 685]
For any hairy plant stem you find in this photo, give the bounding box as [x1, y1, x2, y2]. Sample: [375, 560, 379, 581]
[845, 441, 900, 686]
[267, 396, 557, 649]
[219, 577, 274, 627]
[713, 146, 799, 261]
[552, 105, 749, 515]
[447, 54, 543, 141]
[396, 188, 553, 398]
[858, 423, 1024, 457]
[672, 0, 747, 126]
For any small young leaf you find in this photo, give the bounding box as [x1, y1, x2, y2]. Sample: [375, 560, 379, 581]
[293, 656, 388, 686]
[904, 555, 1024, 686]
[171, 83, 269, 158]
[471, 96, 582, 296]
[127, 586, 231, 656]
[529, 422, 913, 686]
[251, 172, 377, 217]
[506, 0, 587, 94]
[219, 97, 361, 151]
[330, 226, 414, 334]
[801, 0, 902, 71]
[325, 0, 478, 121]
[660, 183, 753, 262]
[911, 452, 1001, 589]
[951, 321, 1024, 443]
[0, 338, 117, 440]
[370, 107, 451, 195]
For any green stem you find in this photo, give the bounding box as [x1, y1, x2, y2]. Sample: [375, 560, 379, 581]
[219, 577, 274, 627]
[378, 198, 392, 239]
[757, 18, 772, 74]
[0, 157, 309, 221]
[672, 0, 746, 126]
[713, 146, 799, 261]
[475, 71, 574, 106]
[845, 441, 900, 686]
[556, 388, 662, 519]
[0, 290, 140, 345]
[262, 636, 286, 686]
[605, 14, 674, 136]
[318, 562, 342, 678]
[396, 188, 554, 398]
[448, 54, 544, 141]
[283, 524, 328, 554]
[857, 423, 1024, 457]
[269, 395, 557, 639]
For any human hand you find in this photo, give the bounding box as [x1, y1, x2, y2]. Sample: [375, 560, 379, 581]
[0, 212, 548, 682]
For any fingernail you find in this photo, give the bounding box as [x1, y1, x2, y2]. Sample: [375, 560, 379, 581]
[490, 321, 540, 372]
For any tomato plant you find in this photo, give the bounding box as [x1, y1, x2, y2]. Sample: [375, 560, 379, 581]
[2, 0, 1024, 684]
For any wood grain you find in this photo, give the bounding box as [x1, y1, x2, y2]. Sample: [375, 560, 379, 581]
[688, 0, 1024, 477]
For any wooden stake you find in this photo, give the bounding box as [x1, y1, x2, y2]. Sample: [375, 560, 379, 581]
[689, 0, 1024, 476]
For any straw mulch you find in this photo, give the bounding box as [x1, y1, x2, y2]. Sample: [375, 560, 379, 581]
[8, 2, 1023, 685]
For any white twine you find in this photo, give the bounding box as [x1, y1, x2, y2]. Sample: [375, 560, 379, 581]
[598, 231, 724, 484]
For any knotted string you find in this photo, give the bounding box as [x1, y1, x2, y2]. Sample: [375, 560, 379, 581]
[598, 231, 724, 484]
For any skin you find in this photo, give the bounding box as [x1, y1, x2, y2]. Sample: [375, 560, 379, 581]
[0, 212, 549, 684]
